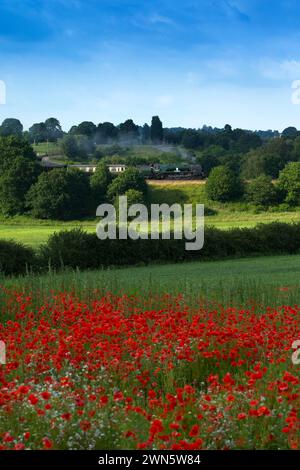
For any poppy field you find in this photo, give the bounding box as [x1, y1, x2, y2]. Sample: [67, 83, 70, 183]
[0, 259, 299, 451]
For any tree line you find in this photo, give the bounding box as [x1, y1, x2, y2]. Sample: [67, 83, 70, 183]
[0, 116, 164, 145]
[0, 136, 147, 219]
[205, 163, 300, 207]
[1, 134, 300, 220]
[2, 116, 300, 179]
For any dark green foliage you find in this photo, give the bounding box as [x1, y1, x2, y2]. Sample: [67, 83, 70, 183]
[196, 145, 227, 176]
[61, 134, 95, 160]
[60, 134, 79, 159]
[90, 161, 112, 205]
[119, 119, 139, 140]
[96, 122, 119, 143]
[150, 116, 163, 143]
[37, 222, 300, 271]
[0, 240, 36, 275]
[182, 129, 204, 149]
[0, 136, 40, 215]
[278, 162, 300, 205]
[0, 118, 23, 137]
[206, 165, 243, 202]
[142, 123, 151, 143]
[29, 118, 63, 143]
[123, 189, 145, 206]
[0, 136, 36, 171]
[28, 122, 47, 143]
[107, 167, 148, 202]
[291, 136, 300, 161]
[3, 222, 300, 275]
[76, 121, 97, 137]
[44, 118, 63, 142]
[246, 176, 279, 207]
[26, 168, 92, 220]
[76, 135, 96, 158]
[281, 127, 298, 138]
[179, 125, 262, 154]
[242, 139, 292, 178]
[39, 229, 97, 270]
[0, 157, 41, 215]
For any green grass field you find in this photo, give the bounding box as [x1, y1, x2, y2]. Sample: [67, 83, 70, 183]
[0, 181, 299, 246]
[32, 141, 61, 156]
[3, 254, 300, 307]
[1, 212, 300, 247]
[0, 221, 96, 247]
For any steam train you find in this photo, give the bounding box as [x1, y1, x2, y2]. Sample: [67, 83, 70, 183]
[138, 163, 204, 180]
[40, 158, 204, 180]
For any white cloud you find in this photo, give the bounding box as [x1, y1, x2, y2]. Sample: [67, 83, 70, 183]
[259, 59, 300, 80]
[206, 59, 237, 78]
[131, 12, 176, 30]
[148, 14, 175, 25]
[186, 72, 200, 85]
[156, 94, 174, 107]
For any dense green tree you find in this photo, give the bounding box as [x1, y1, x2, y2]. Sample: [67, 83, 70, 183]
[0, 118, 23, 137]
[150, 116, 163, 143]
[223, 124, 232, 135]
[0, 156, 40, 215]
[96, 122, 119, 143]
[0, 136, 36, 172]
[60, 134, 79, 159]
[241, 150, 267, 178]
[196, 145, 225, 176]
[231, 130, 261, 153]
[246, 175, 279, 206]
[76, 135, 96, 159]
[66, 168, 93, 217]
[291, 136, 300, 161]
[182, 129, 203, 149]
[119, 119, 139, 140]
[242, 138, 292, 178]
[123, 188, 145, 206]
[69, 125, 78, 135]
[0, 136, 38, 216]
[164, 128, 185, 145]
[206, 165, 243, 202]
[44, 117, 63, 142]
[27, 168, 92, 219]
[107, 167, 147, 201]
[142, 123, 151, 143]
[76, 121, 97, 137]
[61, 133, 95, 160]
[29, 122, 47, 143]
[278, 162, 300, 205]
[282, 126, 298, 138]
[90, 161, 112, 205]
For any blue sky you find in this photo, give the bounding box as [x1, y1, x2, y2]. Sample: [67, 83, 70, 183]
[1, 0, 300, 131]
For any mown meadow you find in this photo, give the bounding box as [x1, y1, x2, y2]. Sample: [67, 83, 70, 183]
[1, 181, 300, 247]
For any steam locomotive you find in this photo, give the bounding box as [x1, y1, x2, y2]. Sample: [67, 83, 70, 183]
[138, 163, 204, 180]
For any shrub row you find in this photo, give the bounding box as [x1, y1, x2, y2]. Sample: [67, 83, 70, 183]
[1, 222, 300, 276]
[0, 240, 37, 276]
